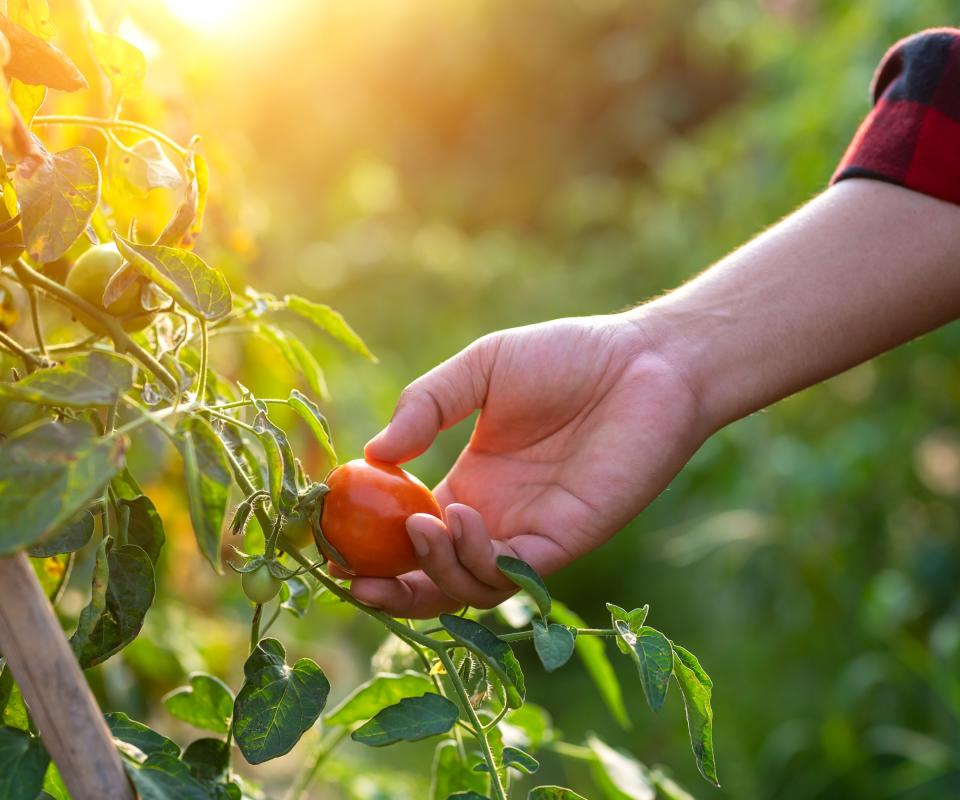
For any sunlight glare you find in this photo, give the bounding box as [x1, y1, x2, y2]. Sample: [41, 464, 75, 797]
[162, 0, 260, 34]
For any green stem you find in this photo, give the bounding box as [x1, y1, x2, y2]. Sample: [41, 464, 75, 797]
[284, 728, 349, 800]
[197, 317, 208, 402]
[32, 115, 188, 156]
[499, 627, 616, 643]
[0, 329, 44, 370]
[24, 284, 45, 357]
[437, 647, 507, 800]
[13, 259, 180, 396]
[249, 604, 263, 652]
[206, 408, 258, 434]
[208, 397, 288, 411]
[259, 601, 282, 639]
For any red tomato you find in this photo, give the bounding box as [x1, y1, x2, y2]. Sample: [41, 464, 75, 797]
[319, 458, 443, 578]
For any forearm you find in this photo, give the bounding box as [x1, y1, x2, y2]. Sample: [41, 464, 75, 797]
[632, 179, 960, 433]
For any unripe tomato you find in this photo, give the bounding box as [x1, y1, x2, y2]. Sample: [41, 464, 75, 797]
[282, 511, 315, 550]
[241, 564, 282, 604]
[319, 458, 443, 578]
[64, 244, 155, 334]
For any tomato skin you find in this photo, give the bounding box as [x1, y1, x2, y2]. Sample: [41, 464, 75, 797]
[282, 511, 315, 550]
[241, 564, 282, 604]
[319, 458, 443, 578]
[64, 244, 155, 334]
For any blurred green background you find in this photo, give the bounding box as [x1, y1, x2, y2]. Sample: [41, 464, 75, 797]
[46, 0, 960, 797]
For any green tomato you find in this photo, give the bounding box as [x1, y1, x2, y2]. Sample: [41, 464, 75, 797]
[64, 244, 156, 334]
[282, 511, 315, 550]
[241, 564, 282, 604]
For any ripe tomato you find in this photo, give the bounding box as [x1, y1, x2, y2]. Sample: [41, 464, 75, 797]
[241, 564, 282, 604]
[319, 458, 443, 578]
[64, 244, 155, 334]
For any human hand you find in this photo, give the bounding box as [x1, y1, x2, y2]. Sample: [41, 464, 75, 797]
[344, 314, 707, 617]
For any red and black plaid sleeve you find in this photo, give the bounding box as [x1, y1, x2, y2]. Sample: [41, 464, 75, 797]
[832, 28, 960, 205]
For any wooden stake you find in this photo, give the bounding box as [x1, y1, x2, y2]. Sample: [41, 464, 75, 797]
[0, 553, 134, 799]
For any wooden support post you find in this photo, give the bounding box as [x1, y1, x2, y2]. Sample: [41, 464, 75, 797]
[0, 553, 134, 800]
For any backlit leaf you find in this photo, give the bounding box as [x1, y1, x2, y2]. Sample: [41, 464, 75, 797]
[288, 389, 337, 469]
[351, 693, 459, 747]
[587, 735, 655, 800]
[607, 603, 649, 655]
[672, 644, 719, 786]
[29, 553, 71, 602]
[252, 404, 298, 516]
[527, 787, 588, 800]
[17, 146, 100, 263]
[285, 294, 377, 361]
[497, 555, 550, 618]
[532, 620, 575, 673]
[614, 623, 673, 712]
[0, 351, 134, 408]
[440, 614, 525, 708]
[327, 671, 433, 727]
[87, 30, 145, 100]
[0, 15, 87, 91]
[431, 740, 487, 800]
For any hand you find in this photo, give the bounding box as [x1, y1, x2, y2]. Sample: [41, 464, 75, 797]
[346, 314, 707, 617]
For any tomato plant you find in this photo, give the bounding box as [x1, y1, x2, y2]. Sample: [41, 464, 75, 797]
[0, 5, 719, 800]
[319, 458, 444, 577]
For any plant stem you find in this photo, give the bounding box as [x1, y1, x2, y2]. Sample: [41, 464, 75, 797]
[197, 317, 208, 402]
[500, 627, 616, 643]
[32, 115, 188, 156]
[24, 284, 45, 357]
[259, 601, 282, 639]
[437, 647, 507, 800]
[284, 727, 348, 800]
[0, 329, 45, 370]
[13, 259, 180, 396]
[249, 604, 263, 652]
[206, 408, 258, 434]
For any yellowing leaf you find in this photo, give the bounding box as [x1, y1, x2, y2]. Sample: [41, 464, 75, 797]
[87, 29, 145, 100]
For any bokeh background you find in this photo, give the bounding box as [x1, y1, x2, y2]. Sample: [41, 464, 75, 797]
[37, 0, 960, 797]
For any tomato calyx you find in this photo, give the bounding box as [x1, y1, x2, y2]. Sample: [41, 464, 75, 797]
[286, 481, 355, 574]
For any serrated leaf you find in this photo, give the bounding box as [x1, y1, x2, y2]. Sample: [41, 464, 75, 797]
[233, 638, 330, 764]
[70, 539, 155, 668]
[284, 294, 377, 361]
[351, 693, 459, 747]
[87, 30, 145, 100]
[587, 735, 655, 800]
[288, 389, 337, 468]
[672, 644, 719, 786]
[26, 509, 94, 556]
[252, 404, 298, 516]
[17, 146, 100, 263]
[528, 788, 588, 800]
[532, 620, 575, 673]
[550, 601, 629, 729]
[162, 673, 234, 735]
[326, 671, 433, 727]
[614, 623, 673, 712]
[0, 725, 49, 800]
[439, 614, 525, 708]
[496, 555, 551, 618]
[607, 603, 649, 655]
[431, 740, 488, 800]
[105, 712, 180, 759]
[0, 422, 125, 554]
[176, 416, 231, 572]
[0, 351, 134, 408]
[115, 235, 231, 320]
[0, 15, 87, 91]
[123, 753, 210, 800]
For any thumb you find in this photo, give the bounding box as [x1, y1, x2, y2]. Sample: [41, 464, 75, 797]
[365, 339, 491, 464]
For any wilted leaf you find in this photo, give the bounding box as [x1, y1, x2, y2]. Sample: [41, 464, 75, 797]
[233, 638, 329, 764]
[351, 693, 459, 747]
[326, 671, 433, 727]
[0, 422, 125, 554]
[284, 294, 377, 361]
[440, 614, 525, 708]
[162, 673, 233, 735]
[672, 644, 719, 786]
[115, 235, 231, 320]
[0, 351, 134, 408]
[17, 146, 100, 263]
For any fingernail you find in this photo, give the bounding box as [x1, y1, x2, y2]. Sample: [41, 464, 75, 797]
[447, 511, 462, 542]
[408, 526, 430, 558]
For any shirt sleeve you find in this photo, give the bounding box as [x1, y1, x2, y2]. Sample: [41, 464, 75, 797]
[832, 28, 960, 205]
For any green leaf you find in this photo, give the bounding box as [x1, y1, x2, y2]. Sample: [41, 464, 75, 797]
[496, 555, 551, 618]
[284, 294, 377, 361]
[0, 669, 28, 731]
[279, 574, 312, 618]
[175, 416, 231, 573]
[120, 495, 165, 565]
[326, 671, 433, 727]
[233, 638, 330, 764]
[256, 323, 329, 400]
[528, 788, 588, 800]
[70, 539, 155, 668]
[351, 693, 459, 747]
[550, 601, 629, 729]
[431, 740, 487, 800]
[606, 603, 649, 656]
[448, 794, 491, 800]
[105, 712, 180, 759]
[614, 623, 673, 712]
[0, 351, 135, 408]
[114, 235, 231, 320]
[123, 753, 210, 800]
[672, 644, 719, 786]
[532, 620, 575, 673]
[40, 762, 69, 800]
[288, 389, 337, 468]
[87, 30, 145, 99]
[440, 614, 525, 708]
[252, 404, 298, 516]
[181, 737, 230, 783]
[162, 673, 234, 735]
[587, 735, 655, 800]
[502, 746, 539, 774]
[0, 422, 125, 555]
[0, 726, 49, 800]
[26, 509, 94, 557]
[17, 146, 100, 263]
